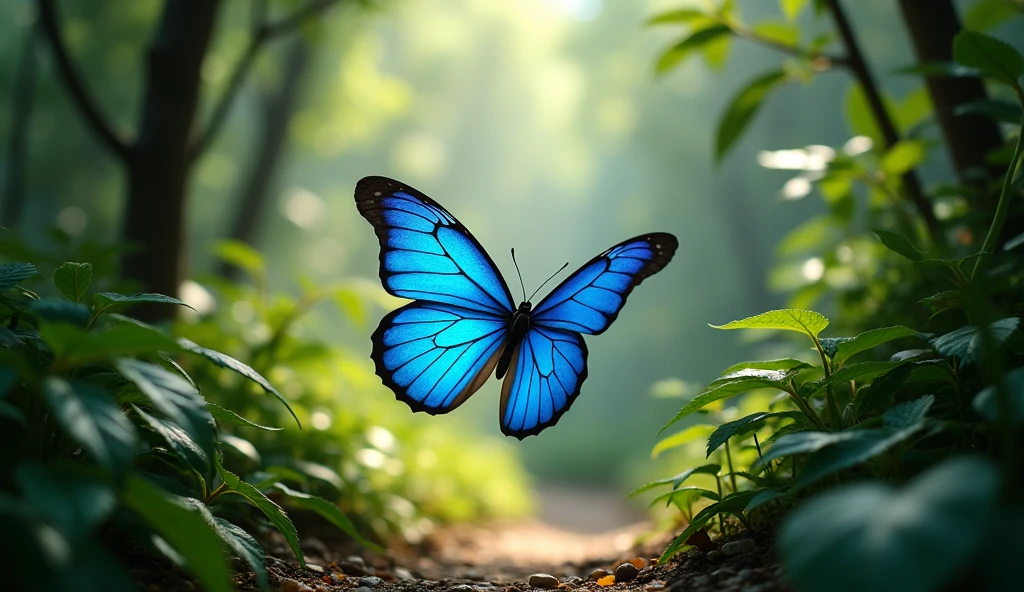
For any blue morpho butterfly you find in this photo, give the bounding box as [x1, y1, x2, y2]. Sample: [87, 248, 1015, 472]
[355, 176, 678, 439]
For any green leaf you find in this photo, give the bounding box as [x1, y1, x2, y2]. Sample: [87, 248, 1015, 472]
[41, 322, 182, 363]
[964, 0, 1021, 31]
[822, 361, 901, 389]
[212, 517, 269, 590]
[93, 292, 196, 315]
[852, 364, 914, 419]
[752, 430, 863, 473]
[0, 262, 37, 291]
[752, 21, 800, 46]
[15, 464, 116, 543]
[208, 403, 282, 431]
[711, 308, 828, 338]
[177, 338, 299, 428]
[627, 463, 721, 497]
[722, 358, 813, 375]
[872, 229, 924, 261]
[920, 290, 966, 315]
[661, 369, 794, 432]
[647, 8, 707, 26]
[833, 326, 922, 364]
[652, 424, 715, 458]
[648, 486, 720, 509]
[931, 318, 1020, 364]
[706, 411, 804, 457]
[880, 140, 928, 176]
[216, 463, 305, 567]
[52, 262, 93, 303]
[214, 240, 265, 275]
[780, 457, 999, 592]
[845, 83, 895, 145]
[121, 476, 234, 592]
[715, 70, 788, 162]
[272, 483, 382, 552]
[745, 488, 786, 512]
[780, 0, 809, 21]
[953, 30, 1023, 87]
[973, 368, 1024, 424]
[132, 405, 210, 475]
[116, 359, 216, 462]
[42, 377, 136, 475]
[661, 490, 759, 561]
[955, 99, 1023, 125]
[656, 25, 733, 74]
[28, 299, 91, 327]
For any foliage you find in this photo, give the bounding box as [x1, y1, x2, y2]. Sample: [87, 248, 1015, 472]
[641, 2, 1024, 590]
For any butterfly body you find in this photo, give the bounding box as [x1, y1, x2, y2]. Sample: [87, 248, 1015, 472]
[355, 176, 677, 439]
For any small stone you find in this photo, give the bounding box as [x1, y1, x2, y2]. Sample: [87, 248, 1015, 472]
[589, 569, 613, 580]
[528, 573, 560, 589]
[646, 580, 667, 591]
[394, 568, 415, 580]
[706, 550, 722, 561]
[340, 561, 368, 576]
[451, 586, 475, 592]
[736, 568, 754, 580]
[359, 576, 383, 587]
[721, 539, 756, 557]
[328, 573, 345, 585]
[562, 576, 583, 585]
[306, 563, 324, 574]
[615, 562, 639, 583]
[279, 580, 314, 592]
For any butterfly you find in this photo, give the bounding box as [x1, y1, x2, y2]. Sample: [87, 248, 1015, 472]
[355, 176, 678, 439]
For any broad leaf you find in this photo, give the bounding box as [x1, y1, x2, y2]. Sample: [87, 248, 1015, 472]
[715, 70, 788, 162]
[722, 358, 812, 374]
[780, 457, 998, 592]
[121, 476, 234, 592]
[93, 292, 195, 316]
[52, 262, 92, 303]
[661, 490, 759, 561]
[964, 0, 1020, 31]
[872, 229, 923, 261]
[0, 262, 37, 291]
[953, 30, 1023, 87]
[214, 240, 265, 275]
[132, 405, 210, 475]
[41, 322, 182, 363]
[752, 21, 799, 47]
[15, 464, 116, 543]
[661, 369, 793, 431]
[647, 8, 707, 26]
[208, 403, 282, 431]
[833, 326, 922, 364]
[852, 363, 914, 418]
[954, 99, 1023, 125]
[707, 411, 803, 457]
[28, 299, 90, 327]
[745, 488, 786, 512]
[628, 463, 721, 497]
[711, 309, 828, 338]
[42, 378, 136, 474]
[822, 361, 901, 389]
[972, 368, 1024, 424]
[648, 486, 720, 508]
[272, 483, 381, 551]
[931, 317, 1020, 364]
[652, 424, 714, 458]
[656, 25, 732, 74]
[212, 517, 269, 590]
[880, 140, 928, 176]
[178, 338, 300, 428]
[216, 463, 305, 567]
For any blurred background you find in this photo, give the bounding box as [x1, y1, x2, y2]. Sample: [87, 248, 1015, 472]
[2, 0, 1021, 533]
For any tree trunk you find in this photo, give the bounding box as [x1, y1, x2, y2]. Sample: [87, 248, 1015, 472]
[121, 0, 221, 317]
[218, 37, 311, 280]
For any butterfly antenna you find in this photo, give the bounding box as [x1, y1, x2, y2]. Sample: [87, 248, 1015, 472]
[511, 249, 527, 302]
[528, 261, 569, 302]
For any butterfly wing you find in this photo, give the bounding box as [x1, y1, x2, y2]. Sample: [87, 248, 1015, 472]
[499, 325, 588, 439]
[531, 233, 678, 335]
[373, 301, 508, 414]
[355, 176, 515, 315]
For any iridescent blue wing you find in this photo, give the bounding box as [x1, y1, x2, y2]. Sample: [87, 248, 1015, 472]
[355, 176, 515, 316]
[372, 301, 508, 414]
[532, 233, 678, 335]
[499, 326, 588, 439]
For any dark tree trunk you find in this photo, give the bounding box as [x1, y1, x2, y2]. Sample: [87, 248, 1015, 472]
[121, 0, 221, 317]
[217, 37, 311, 280]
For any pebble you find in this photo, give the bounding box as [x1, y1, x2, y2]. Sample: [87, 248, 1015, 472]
[589, 568, 613, 580]
[279, 580, 314, 592]
[562, 576, 583, 585]
[721, 539, 756, 556]
[528, 573, 560, 589]
[360, 576, 383, 587]
[328, 573, 344, 585]
[646, 580, 667, 591]
[706, 550, 722, 562]
[306, 563, 324, 573]
[394, 567, 416, 580]
[615, 562, 639, 582]
[339, 561, 368, 576]
[736, 568, 754, 581]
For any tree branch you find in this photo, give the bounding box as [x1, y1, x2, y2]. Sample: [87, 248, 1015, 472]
[824, 0, 941, 242]
[727, 21, 847, 69]
[36, 0, 131, 162]
[187, 0, 340, 163]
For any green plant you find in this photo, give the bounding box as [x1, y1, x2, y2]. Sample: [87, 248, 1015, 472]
[0, 256, 376, 592]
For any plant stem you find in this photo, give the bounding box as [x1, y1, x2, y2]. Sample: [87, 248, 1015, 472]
[812, 337, 843, 430]
[754, 432, 776, 487]
[972, 107, 1024, 282]
[724, 441, 738, 493]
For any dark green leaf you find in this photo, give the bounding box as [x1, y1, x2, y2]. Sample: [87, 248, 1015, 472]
[954, 99, 1023, 125]
[745, 488, 786, 512]
[15, 464, 116, 542]
[212, 517, 268, 590]
[28, 299, 90, 327]
[823, 361, 902, 389]
[178, 338, 300, 428]
[964, 0, 1021, 31]
[953, 30, 1023, 87]
[52, 262, 93, 303]
[220, 434, 262, 471]
[707, 411, 804, 457]
[661, 369, 793, 432]
[93, 292, 196, 315]
[780, 457, 998, 592]
[42, 378, 136, 474]
[132, 405, 210, 475]
[0, 262, 37, 291]
[208, 403, 282, 431]
[272, 483, 381, 551]
[116, 359, 216, 463]
[931, 318, 1020, 364]
[656, 25, 732, 74]
[973, 368, 1024, 424]
[41, 322, 182, 363]
[872, 229, 924, 261]
[921, 291, 966, 315]
[216, 463, 305, 567]
[121, 475, 234, 592]
[711, 308, 828, 338]
[833, 326, 922, 364]
[894, 62, 980, 78]
[661, 490, 759, 561]
[628, 463, 721, 497]
[853, 364, 914, 418]
[715, 70, 788, 161]
[648, 486, 720, 508]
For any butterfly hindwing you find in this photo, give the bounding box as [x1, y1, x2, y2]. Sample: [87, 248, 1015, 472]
[355, 176, 515, 315]
[372, 301, 508, 414]
[499, 325, 588, 439]
[532, 233, 678, 335]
